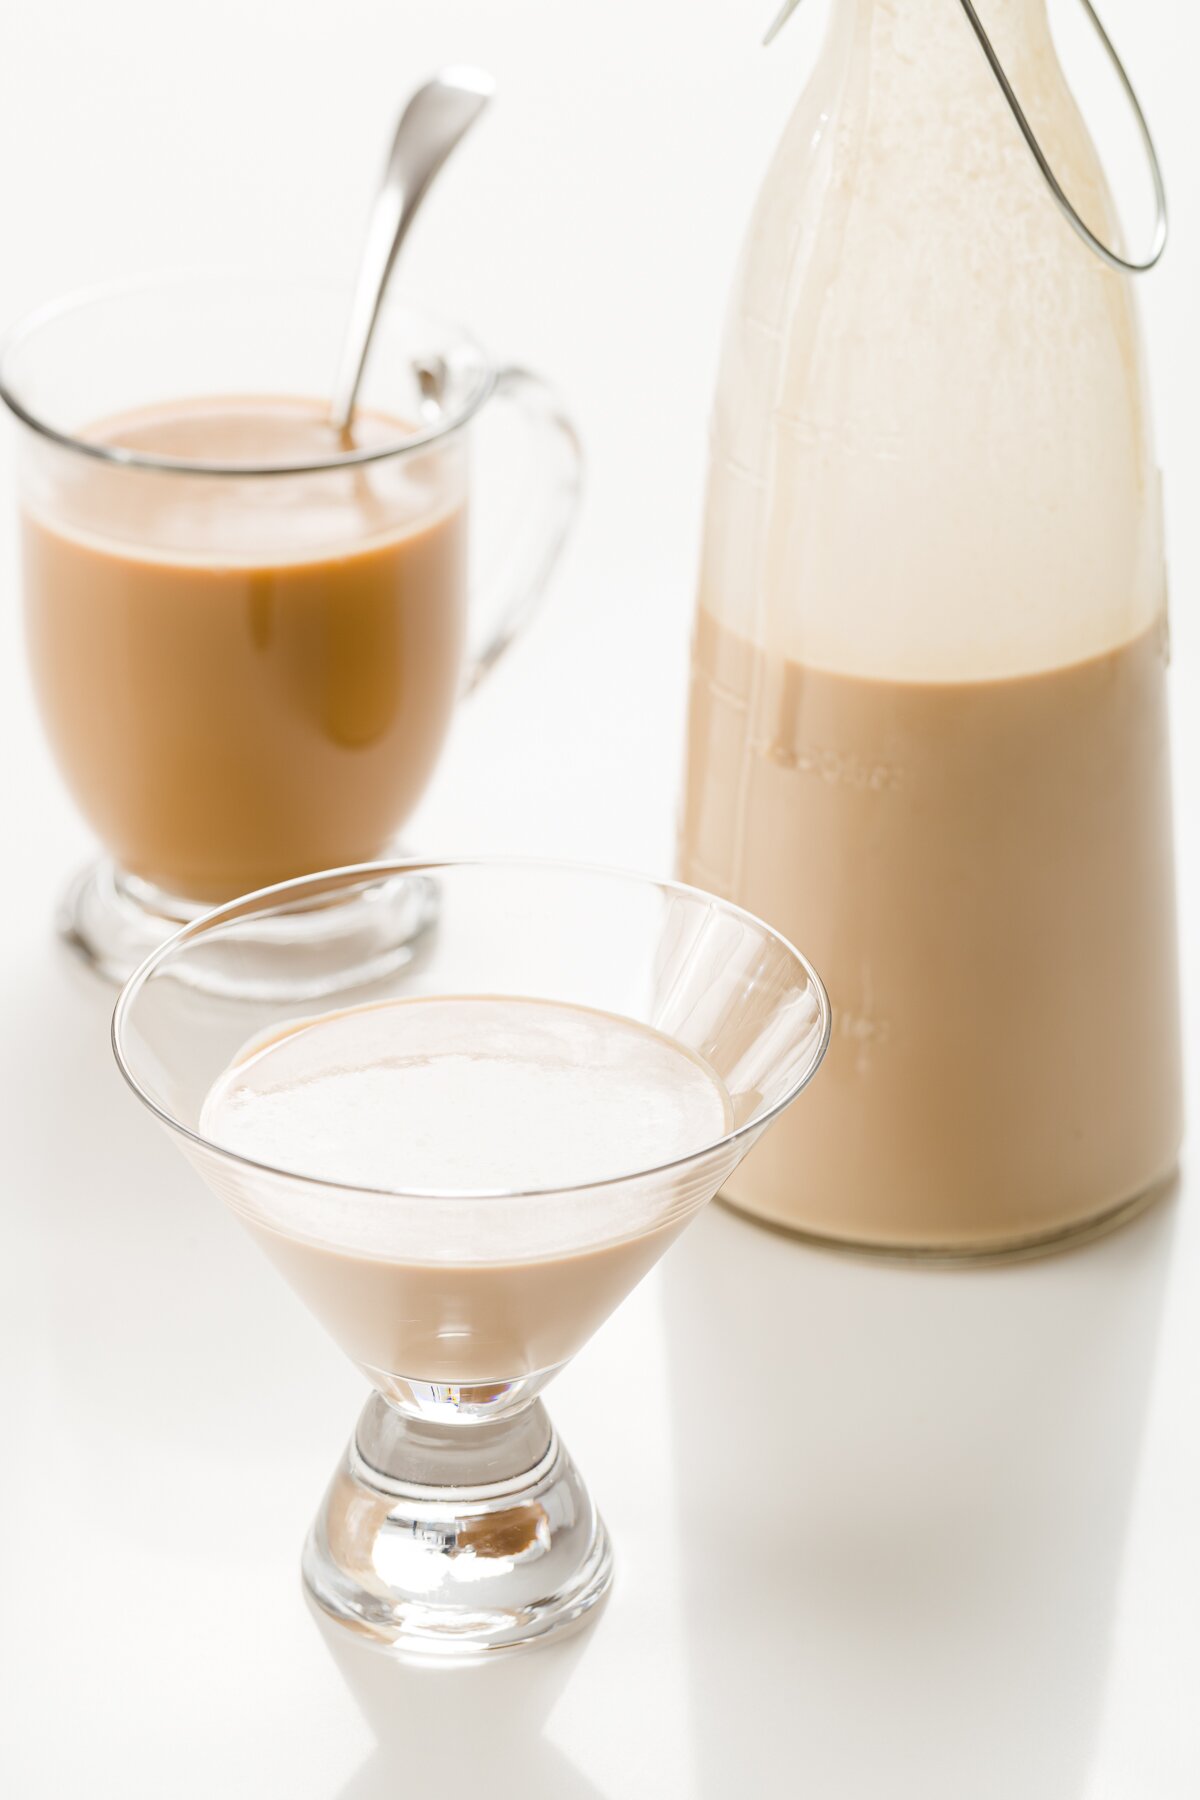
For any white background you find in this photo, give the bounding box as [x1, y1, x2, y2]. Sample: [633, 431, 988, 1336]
[0, 2, 1197, 1795]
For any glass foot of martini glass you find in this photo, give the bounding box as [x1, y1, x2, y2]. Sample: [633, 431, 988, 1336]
[112, 859, 829, 1657]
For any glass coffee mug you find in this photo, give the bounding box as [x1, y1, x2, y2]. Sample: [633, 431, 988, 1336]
[0, 274, 581, 989]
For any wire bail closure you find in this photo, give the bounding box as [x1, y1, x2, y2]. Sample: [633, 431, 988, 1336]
[763, 0, 1168, 273]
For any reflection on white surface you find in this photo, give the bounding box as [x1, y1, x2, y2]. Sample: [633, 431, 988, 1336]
[313, 1605, 603, 1800]
[660, 1194, 1176, 1800]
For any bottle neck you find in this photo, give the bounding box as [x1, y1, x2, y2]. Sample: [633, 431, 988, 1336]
[827, 0, 1055, 87]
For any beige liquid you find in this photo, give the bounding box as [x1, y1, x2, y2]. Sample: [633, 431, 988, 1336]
[199, 995, 732, 1385]
[22, 396, 467, 901]
[679, 608, 1182, 1251]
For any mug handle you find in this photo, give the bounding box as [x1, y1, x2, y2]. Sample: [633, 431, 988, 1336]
[460, 365, 583, 696]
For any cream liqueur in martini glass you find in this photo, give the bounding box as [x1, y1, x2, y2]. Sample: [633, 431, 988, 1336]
[114, 860, 829, 1655]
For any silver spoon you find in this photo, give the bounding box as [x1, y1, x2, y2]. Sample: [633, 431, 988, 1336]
[330, 67, 495, 432]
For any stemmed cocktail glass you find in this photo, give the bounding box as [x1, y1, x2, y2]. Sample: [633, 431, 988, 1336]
[113, 859, 829, 1655]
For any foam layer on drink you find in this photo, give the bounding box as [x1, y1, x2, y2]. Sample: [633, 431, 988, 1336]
[201, 994, 731, 1199]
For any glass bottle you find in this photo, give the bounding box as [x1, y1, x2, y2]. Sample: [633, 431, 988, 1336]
[678, 0, 1181, 1255]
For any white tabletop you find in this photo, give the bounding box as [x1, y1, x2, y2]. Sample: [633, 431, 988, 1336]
[2, 3, 1198, 1794]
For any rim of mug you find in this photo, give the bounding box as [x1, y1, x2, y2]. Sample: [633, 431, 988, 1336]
[0, 269, 497, 476]
[111, 855, 834, 1208]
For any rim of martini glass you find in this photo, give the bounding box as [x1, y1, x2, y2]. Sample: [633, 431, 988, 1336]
[111, 856, 832, 1206]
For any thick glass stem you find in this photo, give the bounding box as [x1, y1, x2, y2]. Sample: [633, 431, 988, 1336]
[355, 1390, 556, 1488]
[364, 1365, 568, 1424]
[303, 1392, 612, 1653]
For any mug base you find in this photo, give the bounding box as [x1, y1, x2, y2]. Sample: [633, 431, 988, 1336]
[58, 857, 437, 999]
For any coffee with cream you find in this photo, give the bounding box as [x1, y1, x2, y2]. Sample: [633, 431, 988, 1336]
[22, 396, 467, 901]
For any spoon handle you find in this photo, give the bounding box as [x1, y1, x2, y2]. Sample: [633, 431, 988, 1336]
[330, 68, 494, 432]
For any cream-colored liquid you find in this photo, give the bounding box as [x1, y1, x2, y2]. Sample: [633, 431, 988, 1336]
[200, 995, 732, 1384]
[22, 396, 467, 901]
[679, 609, 1182, 1251]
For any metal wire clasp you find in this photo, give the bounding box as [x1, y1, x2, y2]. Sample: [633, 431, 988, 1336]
[762, 0, 1168, 274]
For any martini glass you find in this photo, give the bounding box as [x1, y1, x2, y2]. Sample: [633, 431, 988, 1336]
[113, 859, 829, 1655]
